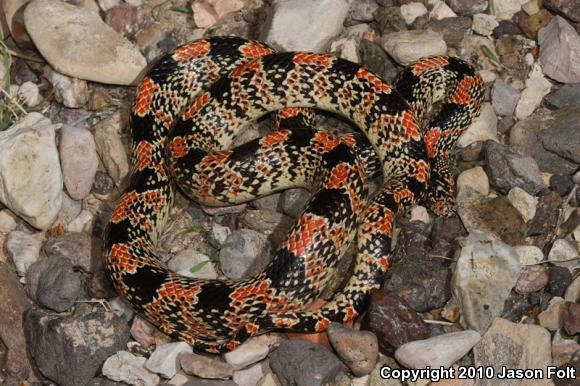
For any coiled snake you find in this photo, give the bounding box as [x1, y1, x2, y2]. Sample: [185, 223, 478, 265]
[104, 36, 484, 353]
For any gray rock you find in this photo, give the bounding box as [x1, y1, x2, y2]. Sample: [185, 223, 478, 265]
[445, 0, 488, 15]
[145, 341, 192, 378]
[43, 231, 94, 272]
[348, 0, 378, 22]
[6, 230, 42, 276]
[544, 83, 580, 109]
[515, 265, 550, 294]
[327, 323, 378, 376]
[92, 171, 116, 196]
[270, 340, 342, 386]
[179, 352, 234, 379]
[549, 266, 572, 297]
[491, 79, 520, 116]
[224, 338, 270, 370]
[45, 69, 89, 108]
[424, 16, 472, 48]
[550, 174, 574, 196]
[24, 309, 131, 386]
[220, 228, 270, 279]
[373, 6, 407, 35]
[183, 379, 238, 386]
[232, 362, 267, 386]
[252, 193, 281, 211]
[381, 30, 447, 65]
[484, 140, 545, 195]
[544, 0, 580, 22]
[280, 188, 310, 218]
[26, 256, 84, 312]
[538, 16, 580, 84]
[59, 124, 99, 199]
[538, 108, 580, 164]
[93, 113, 129, 185]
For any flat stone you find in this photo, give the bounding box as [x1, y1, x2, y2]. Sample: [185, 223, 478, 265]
[538, 296, 565, 331]
[93, 113, 129, 185]
[381, 30, 446, 65]
[327, 323, 378, 376]
[507, 187, 538, 223]
[224, 338, 270, 370]
[59, 125, 99, 200]
[515, 265, 550, 294]
[515, 63, 552, 120]
[544, 83, 580, 109]
[457, 167, 489, 196]
[24, 0, 146, 84]
[103, 351, 160, 386]
[179, 352, 234, 379]
[538, 107, 580, 165]
[146, 342, 193, 379]
[491, 79, 520, 117]
[538, 16, 580, 83]
[457, 103, 498, 148]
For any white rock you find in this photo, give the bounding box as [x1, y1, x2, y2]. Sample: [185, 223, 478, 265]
[538, 16, 580, 84]
[65, 209, 94, 233]
[0, 210, 17, 233]
[548, 239, 579, 262]
[225, 338, 270, 370]
[24, 0, 146, 85]
[45, 69, 89, 108]
[537, 296, 565, 331]
[16, 81, 41, 107]
[457, 167, 490, 197]
[124, 0, 142, 6]
[427, 0, 457, 20]
[400, 2, 428, 25]
[94, 113, 129, 184]
[452, 231, 521, 333]
[212, 223, 232, 245]
[192, 0, 244, 28]
[97, 0, 120, 11]
[53, 193, 83, 228]
[493, 0, 527, 20]
[338, 38, 359, 63]
[381, 31, 447, 65]
[472, 13, 499, 36]
[457, 103, 498, 147]
[6, 230, 43, 275]
[145, 342, 193, 379]
[395, 330, 481, 368]
[257, 372, 281, 386]
[513, 245, 544, 265]
[59, 125, 99, 200]
[479, 70, 497, 83]
[108, 296, 135, 321]
[262, 0, 349, 52]
[507, 187, 537, 223]
[167, 372, 191, 386]
[410, 205, 430, 224]
[233, 362, 266, 386]
[169, 249, 217, 279]
[0, 113, 63, 229]
[515, 63, 552, 120]
[103, 351, 160, 386]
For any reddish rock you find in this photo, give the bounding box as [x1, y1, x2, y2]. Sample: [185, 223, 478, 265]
[563, 302, 580, 336]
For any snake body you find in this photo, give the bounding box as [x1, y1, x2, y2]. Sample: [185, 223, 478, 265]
[104, 36, 484, 353]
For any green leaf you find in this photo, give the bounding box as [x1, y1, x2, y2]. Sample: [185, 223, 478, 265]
[189, 260, 210, 273]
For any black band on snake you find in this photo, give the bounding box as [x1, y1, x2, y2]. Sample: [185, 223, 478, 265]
[104, 36, 484, 353]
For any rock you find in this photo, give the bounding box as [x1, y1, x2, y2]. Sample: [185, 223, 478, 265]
[400, 2, 427, 25]
[348, 0, 378, 22]
[252, 194, 280, 212]
[457, 103, 498, 148]
[24, 0, 146, 85]
[484, 140, 545, 196]
[538, 296, 565, 331]
[146, 342, 192, 379]
[242, 209, 293, 245]
[544, 83, 580, 109]
[361, 290, 430, 354]
[457, 167, 489, 196]
[552, 331, 580, 368]
[211, 223, 231, 245]
[262, 0, 349, 52]
[232, 362, 267, 386]
[565, 276, 580, 302]
[544, 0, 580, 23]
[538, 16, 580, 83]
[548, 239, 579, 263]
[473, 318, 551, 385]
[519, 9, 552, 38]
[491, 79, 520, 117]
[507, 187, 538, 223]
[494, 0, 528, 20]
[0, 264, 34, 380]
[105, 3, 138, 36]
[395, 330, 481, 369]
[428, 0, 457, 20]
[563, 302, 580, 335]
[45, 69, 89, 108]
[224, 338, 269, 370]
[550, 175, 574, 196]
[493, 20, 523, 37]
[219, 228, 270, 279]
[424, 16, 472, 48]
[527, 193, 561, 247]
[0, 209, 17, 233]
[445, 0, 487, 15]
[202, 203, 246, 216]
[93, 171, 116, 196]
[6, 230, 42, 275]
[0, 113, 63, 229]
[452, 231, 521, 333]
[410, 205, 430, 224]
[515, 63, 552, 120]
[513, 245, 545, 265]
[473, 13, 499, 36]
[538, 108, 580, 166]
[256, 373, 281, 386]
[549, 266, 573, 297]
[103, 351, 160, 386]
[168, 249, 217, 279]
[192, 0, 244, 28]
[327, 323, 378, 376]
[59, 125, 99, 200]
[179, 352, 234, 379]
[24, 309, 131, 386]
[26, 256, 84, 312]
[94, 113, 129, 185]
[374, 6, 407, 35]
[359, 39, 399, 83]
[270, 339, 342, 386]
[98, 0, 120, 12]
[15, 81, 41, 107]
[43, 231, 94, 272]
[515, 265, 550, 294]
[381, 30, 446, 65]
[130, 316, 156, 348]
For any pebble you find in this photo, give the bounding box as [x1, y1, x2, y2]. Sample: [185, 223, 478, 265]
[515, 63, 552, 120]
[374, 6, 407, 35]
[381, 30, 447, 65]
[59, 125, 99, 200]
[97, 0, 120, 12]
[444, 0, 487, 15]
[549, 266, 573, 297]
[263, 0, 349, 52]
[202, 203, 246, 216]
[538, 296, 565, 331]
[93, 113, 129, 185]
[428, 0, 457, 20]
[256, 372, 280, 386]
[15, 81, 41, 107]
[146, 342, 193, 379]
[494, 0, 528, 20]
[484, 140, 545, 196]
[6, 230, 42, 275]
[0, 113, 63, 229]
[491, 79, 520, 117]
[507, 187, 538, 223]
[545, 83, 580, 110]
[224, 338, 270, 370]
[179, 352, 234, 379]
[395, 330, 481, 369]
[361, 290, 430, 354]
[552, 331, 580, 368]
[192, 0, 244, 28]
[24, 0, 146, 85]
[425, 16, 472, 48]
[565, 276, 580, 303]
[168, 249, 217, 279]
[472, 13, 499, 36]
[103, 351, 160, 386]
[327, 323, 378, 376]
[457, 167, 490, 196]
[473, 318, 551, 383]
[233, 362, 267, 386]
[270, 339, 342, 386]
[513, 245, 545, 265]
[410, 205, 430, 224]
[109, 296, 134, 321]
[211, 223, 231, 245]
[452, 231, 521, 333]
[348, 0, 378, 22]
[544, 0, 580, 22]
[515, 265, 550, 294]
[550, 175, 574, 196]
[538, 16, 580, 84]
[539, 108, 580, 168]
[400, 2, 428, 25]
[457, 103, 498, 148]
[548, 239, 579, 263]
[24, 309, 131, 386]
[130, 316, 156, 348]
[219, 228, 270, 279]
[0, 209, 17, 233]
[45, 69, 89, 108]
[519, 9, 552, 38]
[43, 231, 94, 272]
[93, 171, 116, 196]
[359, 39, 400, 83]
[563, 302, 580, 336]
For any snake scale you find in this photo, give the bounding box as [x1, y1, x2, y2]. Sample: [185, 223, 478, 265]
[104, 36, 484, 353]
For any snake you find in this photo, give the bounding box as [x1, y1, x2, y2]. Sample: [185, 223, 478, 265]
[104, 36, 484, 353]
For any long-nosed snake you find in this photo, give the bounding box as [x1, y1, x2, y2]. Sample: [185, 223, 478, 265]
[104, 36, 484, 353]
